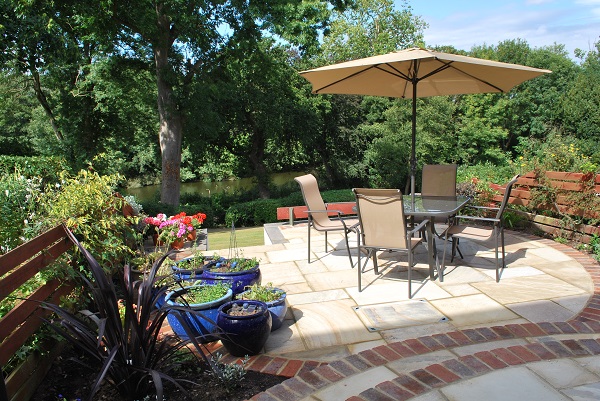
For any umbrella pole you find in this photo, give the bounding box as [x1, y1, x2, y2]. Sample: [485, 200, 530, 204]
[410, 76, 418, 201]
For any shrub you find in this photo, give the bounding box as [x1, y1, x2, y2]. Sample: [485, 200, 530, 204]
[42, 170, 139, 276]
[42, 230, 232, 400]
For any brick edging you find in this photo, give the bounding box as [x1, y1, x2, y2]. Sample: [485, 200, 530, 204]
[248, 230, 600, 401]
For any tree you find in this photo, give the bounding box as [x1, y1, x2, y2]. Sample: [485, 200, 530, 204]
[1, 0, 348, 205]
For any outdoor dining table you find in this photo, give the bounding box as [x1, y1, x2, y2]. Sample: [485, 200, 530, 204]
[403, 195, 471, 280]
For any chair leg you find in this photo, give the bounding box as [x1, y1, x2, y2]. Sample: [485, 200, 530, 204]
[408, 249, 413, 299]
[343, 228, 354, 268]
[307, 222, 312, 263]
[325, 231, 328, 252]
[494, 231, 500, 282]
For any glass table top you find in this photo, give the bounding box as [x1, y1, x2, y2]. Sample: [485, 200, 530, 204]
[403, 195, 470, 218]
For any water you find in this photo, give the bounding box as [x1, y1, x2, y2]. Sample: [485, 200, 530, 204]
[123, 171, 303, 203]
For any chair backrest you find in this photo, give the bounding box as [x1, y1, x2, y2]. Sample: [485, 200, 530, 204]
[353, 188, 409, 249]
[421, 164, 457, 196]
[495, 174, 520, 219]
[294, 174, 330, 227]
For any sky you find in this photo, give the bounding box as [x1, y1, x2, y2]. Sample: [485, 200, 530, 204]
[403, 0, 599, 58]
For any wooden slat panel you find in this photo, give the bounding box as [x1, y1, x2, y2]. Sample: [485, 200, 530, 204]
[0, 225, 68, 276]
[0, 284, 73, 367]
[0, 280, 61, 342]
[0, 239, 72, 303]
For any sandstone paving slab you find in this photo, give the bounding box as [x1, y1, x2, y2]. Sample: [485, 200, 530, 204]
[263, 319, 307, 355]
[313, 366, 398, 401]
[506, 299, 577, 322]
[347, 339, 387, 354]
[304, 269, 361, 291]
[387, 349, 456, 373]
[286, 289, 349, 306]
[527, 359, 600, 389]
[291, 299, 381, 350]
[279, 344, 351, 362]
[440, 366, 570, 401]
[353, 299, 448, 331]
[528, 246, 574, 263]
[473, 274, 587, 304]
[436, 282, 482, 297]
[436, 264, 493, 284]
[429, 293, 520, 327]
[553, 294, 593, 313]
[346, 280, 451, 305]
[380, 321, 456, 344]
[562, 382, 600, 401]
[479, 265, 545, 280]
[259, 261, 306, 284]
[267, 247, 309, 263]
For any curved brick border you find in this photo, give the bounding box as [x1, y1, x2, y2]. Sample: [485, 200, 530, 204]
[244, 231, 600, 401]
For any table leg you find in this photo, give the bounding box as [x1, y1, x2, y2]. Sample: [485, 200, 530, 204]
[426, 218, 443, 280]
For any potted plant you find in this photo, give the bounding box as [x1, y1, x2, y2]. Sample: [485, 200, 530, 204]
[236, 283, 287, 331]
[202, 255, 262, 295]
[216, 300, 272, 357]
[144, 211, 206, 249]
[164, 281, 233, 343]
[169, 251, 214, 281]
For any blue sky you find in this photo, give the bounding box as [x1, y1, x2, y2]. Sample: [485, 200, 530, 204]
[403, 0, 599, 57]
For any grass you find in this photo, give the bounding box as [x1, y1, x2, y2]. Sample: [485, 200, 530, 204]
[207, 226, 264, 251]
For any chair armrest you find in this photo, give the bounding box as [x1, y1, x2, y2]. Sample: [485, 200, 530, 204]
[408, 219, 428, 236]
[454, 215, 500, 224]
[468, 205, 500, 212]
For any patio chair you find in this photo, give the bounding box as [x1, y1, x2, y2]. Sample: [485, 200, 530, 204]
[421, 164, 457, 196]
[416, 163, 459, 244]
[353, 188, 428, 298]
[441, 174, 520, 282]
[294, 174, 359, 266]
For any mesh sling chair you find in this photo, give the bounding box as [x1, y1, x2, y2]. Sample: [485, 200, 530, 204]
[421, 164, 457, 197]
[353, 188, 428, 298]
[441, 174, 520, 282]
[294, 174, 359, 266]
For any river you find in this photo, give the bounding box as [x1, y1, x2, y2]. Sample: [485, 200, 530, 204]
[122, 171, 303, 203]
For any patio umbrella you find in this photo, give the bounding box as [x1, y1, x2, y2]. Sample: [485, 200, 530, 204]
[299, 47, 551, 195]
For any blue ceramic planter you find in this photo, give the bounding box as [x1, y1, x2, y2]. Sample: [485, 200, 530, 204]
[217, 300, 272, 357]
[238, 288, 287, 331]
[201, 258, 261, 295]
[165, 284, 233, 343]
[170, 255, 214, 281]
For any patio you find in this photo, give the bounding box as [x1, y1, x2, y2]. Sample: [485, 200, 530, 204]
[170, 222, 600, 400]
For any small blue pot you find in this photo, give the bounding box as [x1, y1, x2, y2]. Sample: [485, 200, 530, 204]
[237, 288, 287, 331]
[165, 284, 233, 343]
[201, 258, 261, 295]
[217, 300, 272, 357]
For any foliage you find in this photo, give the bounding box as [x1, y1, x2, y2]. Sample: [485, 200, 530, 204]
[40, 229, 224, 401]
[208, 257, 261, 273]
[0, 172, 47, 253]
[172, 282, 230, 305]
[208, 353, 250, 392]
[41, 169, 139, 276]
[225, 199, 280, 227]
[0, 156, 69, 183]
[237, 283, 285, 303]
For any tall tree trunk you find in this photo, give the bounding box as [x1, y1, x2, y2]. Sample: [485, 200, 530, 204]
[155, 13, 182, 206]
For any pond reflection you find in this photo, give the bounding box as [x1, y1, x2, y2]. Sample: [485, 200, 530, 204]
[123, 171, 303, 202]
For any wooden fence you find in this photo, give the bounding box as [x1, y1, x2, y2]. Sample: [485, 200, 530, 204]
[490, 171, 600, 243]
[0, 225, 75, 401]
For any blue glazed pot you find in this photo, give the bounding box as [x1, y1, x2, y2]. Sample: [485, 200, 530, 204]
[165, 284, 233, 343]
[170, 255, 214, 281]
[201, 258, 261, 295]
[217, 300, 272, 357]
[237, 288, 287, 331]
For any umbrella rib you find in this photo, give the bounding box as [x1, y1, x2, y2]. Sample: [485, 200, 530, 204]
[313, 65, 377, 93]
[433, 59, 506, 92]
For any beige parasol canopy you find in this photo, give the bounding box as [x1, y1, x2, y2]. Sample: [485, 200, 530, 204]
[300, 47, 551, 194]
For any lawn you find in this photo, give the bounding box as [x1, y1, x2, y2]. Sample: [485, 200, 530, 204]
[207, 226, 264, 251]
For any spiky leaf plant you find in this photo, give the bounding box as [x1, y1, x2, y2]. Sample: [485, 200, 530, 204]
[41, 226, 224, 401]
